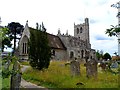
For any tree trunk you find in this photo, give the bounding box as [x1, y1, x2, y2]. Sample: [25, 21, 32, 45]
[13, 28, 16, 55]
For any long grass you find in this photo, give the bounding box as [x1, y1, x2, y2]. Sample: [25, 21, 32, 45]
[23, 60, 119, 88]
[20, 61, 30, 66]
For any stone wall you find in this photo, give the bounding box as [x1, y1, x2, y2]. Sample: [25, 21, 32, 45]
[58, 34, 95, 60]
[52, 49, 67, 60]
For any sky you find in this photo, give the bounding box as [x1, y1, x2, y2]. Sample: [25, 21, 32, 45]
[0, 0, 119, 56]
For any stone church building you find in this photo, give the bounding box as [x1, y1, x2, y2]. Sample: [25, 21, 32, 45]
[19, 18, 96, 61]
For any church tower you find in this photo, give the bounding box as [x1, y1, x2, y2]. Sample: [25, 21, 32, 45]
[74, 18, 90, 44]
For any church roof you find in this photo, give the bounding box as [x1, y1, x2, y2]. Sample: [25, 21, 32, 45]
[47, 34, 66, 50]
[29, 27, 66, 50]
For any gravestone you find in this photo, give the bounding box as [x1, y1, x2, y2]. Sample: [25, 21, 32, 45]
[70, 59, 80, 76]
[86, 59, 97, 78]
[4, 60, 11, 70]
[99, 62, 106, 70]
[111, 61, 118, 68]
[11, 61, 21, 90]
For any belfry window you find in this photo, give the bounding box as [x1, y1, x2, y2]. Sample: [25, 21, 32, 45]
[77, 28, 79, 34]
[80, 27, 83, 33]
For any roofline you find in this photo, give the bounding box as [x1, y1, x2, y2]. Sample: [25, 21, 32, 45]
[28, 27, 67, 50]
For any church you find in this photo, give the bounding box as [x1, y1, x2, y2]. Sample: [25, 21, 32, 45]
[19, 18, 96, 61]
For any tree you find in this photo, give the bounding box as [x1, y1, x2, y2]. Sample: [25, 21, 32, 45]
[106, 26, 120, 56]
[7, 22, 24, 54]
[0, 26, 12, 52]
[2, 55, 22, 89]
[28, 25, 51, 70]
[96, 50, 103, 60]
[106, 25, 120, 37]
[103, 53, 111, 61]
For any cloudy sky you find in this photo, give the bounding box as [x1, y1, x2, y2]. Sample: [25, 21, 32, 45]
[0, 0, 119, 55]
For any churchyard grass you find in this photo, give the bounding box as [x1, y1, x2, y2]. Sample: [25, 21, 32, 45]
[20, 61, 30, 66]
[23, 60, 119, 88]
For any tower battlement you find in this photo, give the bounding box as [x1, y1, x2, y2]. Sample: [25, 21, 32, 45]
[74, 18, 89, 43]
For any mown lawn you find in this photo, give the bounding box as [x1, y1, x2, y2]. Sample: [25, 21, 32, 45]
[23, 60, 119, 88]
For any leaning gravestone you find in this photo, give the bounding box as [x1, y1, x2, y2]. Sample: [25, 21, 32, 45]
[70, 59, 80, 76]
[86, 59, 97, 79]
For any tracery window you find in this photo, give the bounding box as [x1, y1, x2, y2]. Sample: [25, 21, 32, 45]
[22, 42, 28, 54]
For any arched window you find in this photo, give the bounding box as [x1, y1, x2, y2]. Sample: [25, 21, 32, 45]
[80, 27, 83, 33]
[22, 43, 24, 54]
[77, 28, 79, 34]
[85, 50, 89, 59]
[52, 50, 55, 56]
[81, 50, 84, 58]
[22, 35, 28, 54]
[70, 51, 74, 59]
[22, 42, 28, 54]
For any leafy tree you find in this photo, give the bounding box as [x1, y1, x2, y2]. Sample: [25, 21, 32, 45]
[28, 25, 51, 70]
[106, 25, 120, 37]
[7, 22, 24, 53]
[106, 26, 120, 56]
[96, 50, 103, 60]
[2, 55, 22, 89]
[0, 26, 12, 52]
[103, 53, 111, 60]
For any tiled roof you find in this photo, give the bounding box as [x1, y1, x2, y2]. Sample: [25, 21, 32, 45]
[47, 34, 66, 50]
[29, 27, 66, 50]
[112, 56, 120, 60]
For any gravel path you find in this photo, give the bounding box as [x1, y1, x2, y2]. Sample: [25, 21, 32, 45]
[21, 65, 30, 73]
[20, 65, 48, 89]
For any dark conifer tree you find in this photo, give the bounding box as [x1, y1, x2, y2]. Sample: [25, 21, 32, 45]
[7, 22, 24, 54]
[28, 25, 51, 70]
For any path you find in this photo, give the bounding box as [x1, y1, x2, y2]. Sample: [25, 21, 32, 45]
[21, 65, 30, 73]
[20, 65, 48, 89]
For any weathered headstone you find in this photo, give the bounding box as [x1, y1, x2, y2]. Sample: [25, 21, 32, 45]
[4, 60, 11, 70]
[99, 62, 106, 70]
[111, 61, 118, 68]
[70, 59, 80, 76]
[11, 61, 21, 90]
[86, 59, 97, 79]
